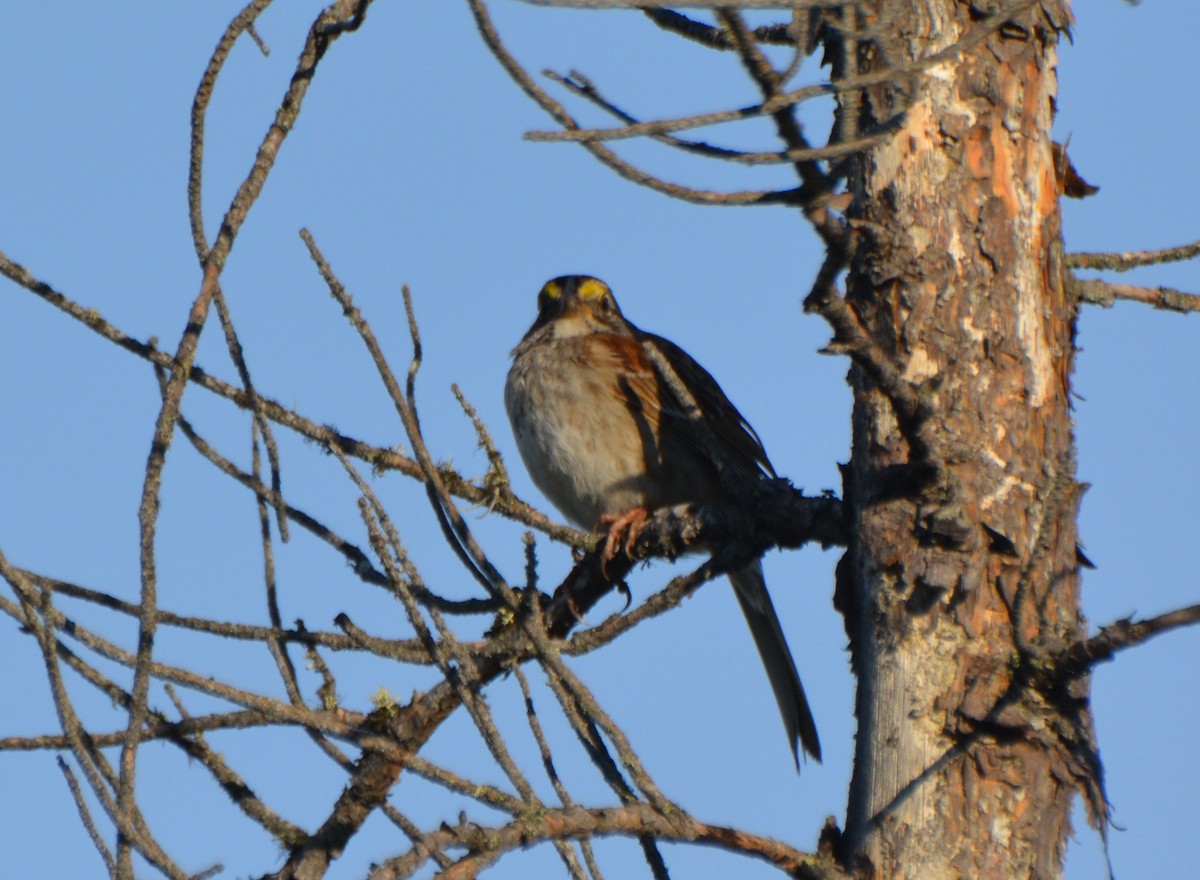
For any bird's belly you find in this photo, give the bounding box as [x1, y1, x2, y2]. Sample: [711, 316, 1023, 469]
[506, 359, 662, 527]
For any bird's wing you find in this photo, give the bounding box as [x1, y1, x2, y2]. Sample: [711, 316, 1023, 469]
[640, 331, 775, 480]
[588, 329, 774, 481]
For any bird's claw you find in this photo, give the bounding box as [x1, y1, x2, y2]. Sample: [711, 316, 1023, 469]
[597, 506, 650, 579]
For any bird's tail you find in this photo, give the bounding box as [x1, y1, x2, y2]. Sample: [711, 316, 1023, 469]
[728, 560, 821, 767]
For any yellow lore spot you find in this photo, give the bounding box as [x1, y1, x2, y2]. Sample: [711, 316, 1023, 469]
[541, 280, 563, 300]
[576, 277, 609, 300]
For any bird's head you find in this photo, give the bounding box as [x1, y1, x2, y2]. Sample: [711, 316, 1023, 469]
[531, 275, 629, 338]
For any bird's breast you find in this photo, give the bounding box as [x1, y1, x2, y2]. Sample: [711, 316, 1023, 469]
[505, 339, 667, 527]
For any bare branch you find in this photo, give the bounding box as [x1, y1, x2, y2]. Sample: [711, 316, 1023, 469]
[369, 803, 849, 880]
[302, 230, 514, 600]
[406, 754, 526, 814]
[641, 8, 802, 50]
[4, 712, 277, 751]
[260, 483, 835, 878]
[188, 0, 276, 260]
[521, 0, 844, 7]
[1073, 277, 1200, 314]
[29, 570, 434, 657]
[527, 78, 835, 146]
[0, 247, 581, 546]
[57, 757, 117, 877]
[167, 373, 500, 613]
[214, 278, 290, 541]
[514, 666, 600, 880]
[540, 666, 672, 879]
[530, 1, 1034, 154]
[716, 8, 834, 233]
[121, 4, 375, 859]
[543, 69, 891, 166]
[348, 495, 576, 880]
[468, 0, 802, 206]
[452, 383, 513, 515]
[565, 559, 722, 656]
[0, 588, 369, 739]
[1061, 605, 1200, 672]
[1067, 238, 1200, 271]
[0, 554, 188, 879]
[525, 609, 680, 817]
[804, 265, 932, 453]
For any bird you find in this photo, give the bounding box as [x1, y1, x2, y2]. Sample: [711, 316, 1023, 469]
[504, 274, 820, 765]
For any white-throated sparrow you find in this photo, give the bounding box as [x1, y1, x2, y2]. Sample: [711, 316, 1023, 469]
[505, 275, 820, 764]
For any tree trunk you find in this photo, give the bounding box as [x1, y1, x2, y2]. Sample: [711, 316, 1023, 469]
[838, 2, 1090, 877]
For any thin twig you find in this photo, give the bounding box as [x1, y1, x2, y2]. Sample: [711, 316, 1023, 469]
[514, 665, 597, 880]
[214, 283, 290, 541]
[301, 229, 512, 599]
[3, 710, 275, 751]
[406, 754, 525, 814]
[353, 495, 578, 873]
[426, 598, 589, 879]
[452, 383, 512, 513]
[401, 288, 517, 603]
[57, 757, 117, 876]
[526, 79, 834, 146]
[350, 490, 555, 861]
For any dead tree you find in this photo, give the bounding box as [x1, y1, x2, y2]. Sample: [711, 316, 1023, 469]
[1, 2, 1197, 879]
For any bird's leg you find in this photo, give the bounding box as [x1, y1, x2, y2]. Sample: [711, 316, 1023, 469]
[597, 506, 651, 577]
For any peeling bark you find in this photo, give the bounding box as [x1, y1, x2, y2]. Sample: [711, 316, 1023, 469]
[839, 2, 1091, 877]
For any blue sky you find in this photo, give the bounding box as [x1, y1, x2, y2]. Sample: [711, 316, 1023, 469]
[1, 2, 1196, 878]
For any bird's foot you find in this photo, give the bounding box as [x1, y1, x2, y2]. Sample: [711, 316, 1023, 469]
[597, 506, 651, 577]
